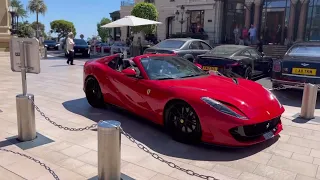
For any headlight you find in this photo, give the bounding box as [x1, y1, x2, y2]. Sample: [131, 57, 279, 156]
[264, 87, 282, 108]
[55, 44, 60, 46]
[201, 97, 248, 120]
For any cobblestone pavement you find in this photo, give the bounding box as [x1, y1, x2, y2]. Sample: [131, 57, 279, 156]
[1, 56, 320, 180]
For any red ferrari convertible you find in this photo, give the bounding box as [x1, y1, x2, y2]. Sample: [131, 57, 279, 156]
[83, 53, 285, 146]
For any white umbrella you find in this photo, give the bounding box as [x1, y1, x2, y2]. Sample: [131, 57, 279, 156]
[101, 15, 162, 28]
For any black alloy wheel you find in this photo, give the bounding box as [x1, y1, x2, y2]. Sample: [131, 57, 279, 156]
[85, 77, 104, 108]
[165, 101, 201, 143]
[244, 66, 252, 80]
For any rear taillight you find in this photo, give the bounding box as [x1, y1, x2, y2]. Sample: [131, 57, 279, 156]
[227, 62, 240, 67]
[273, 61, 281, 72]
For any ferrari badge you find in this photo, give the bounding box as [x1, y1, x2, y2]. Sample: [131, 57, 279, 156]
[147, 89, 151, 95]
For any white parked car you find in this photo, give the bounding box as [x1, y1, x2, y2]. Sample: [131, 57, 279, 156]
[111, 41, 130, 54]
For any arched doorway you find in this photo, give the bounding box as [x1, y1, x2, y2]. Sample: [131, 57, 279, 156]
[166, 16, 174, 39]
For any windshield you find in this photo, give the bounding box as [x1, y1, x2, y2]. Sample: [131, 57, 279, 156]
[44, 40, 55, 43]
[74, 39, 87, 45]
[287, 45, 320, 57]
[205, 45, 243, 56]
[113, 42, 126, 46]
[141, 56, 207, 80]
[154, 40, 185, 49]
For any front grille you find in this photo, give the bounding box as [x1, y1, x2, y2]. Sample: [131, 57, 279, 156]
[229, 117, 280, 142]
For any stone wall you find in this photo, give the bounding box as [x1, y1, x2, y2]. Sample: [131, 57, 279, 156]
[0, 0, 10, 52]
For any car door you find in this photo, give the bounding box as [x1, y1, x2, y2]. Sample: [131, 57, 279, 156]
[110, 63, 155, 118]
[248, 49, 263, 72]
[188, 41, 209, 57]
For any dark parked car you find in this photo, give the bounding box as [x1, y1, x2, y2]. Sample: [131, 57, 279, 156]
[44, 40, 59, 50]
[272, 42, 320, 89]
[195, 45, 273, 79]
[143, 38, 212, 62]
[65, 39, 90, 58]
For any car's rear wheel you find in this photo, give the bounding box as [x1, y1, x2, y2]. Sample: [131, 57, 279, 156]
[244, 66, 252, 80]
[165, 101, 201, 143]
[85, 77, 104, 108]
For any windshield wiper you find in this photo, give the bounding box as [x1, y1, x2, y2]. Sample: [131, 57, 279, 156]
[180, 74, 202, 78]
[156, 77, 175, 80]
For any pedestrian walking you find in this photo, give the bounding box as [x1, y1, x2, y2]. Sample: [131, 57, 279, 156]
[66, 32, 75, 65]
[242, 26, 249, 45]
[233, 25, 240, 44]
[249, 24, 257, 45]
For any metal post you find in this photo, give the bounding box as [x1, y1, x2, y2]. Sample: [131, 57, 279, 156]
[16, 42, 36, 141]
[101, 46, 104, 55]
[44, 47, 47, 59]
[300, 83, 318, 119]
[20, 42, 27, 95]
[94, 45, 96, 55]
[98, 120, 121, 180]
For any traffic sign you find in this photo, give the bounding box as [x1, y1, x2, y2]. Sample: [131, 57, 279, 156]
[10, 37, 40, 74]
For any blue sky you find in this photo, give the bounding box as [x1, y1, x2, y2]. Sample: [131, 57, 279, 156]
[19, 0, 121, 38]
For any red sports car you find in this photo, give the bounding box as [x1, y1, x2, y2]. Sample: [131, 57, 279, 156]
[83, 53, 285, 146]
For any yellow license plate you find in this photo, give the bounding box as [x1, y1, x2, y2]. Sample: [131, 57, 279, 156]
[202, 66, 218, 71]
[292, 68, 317, 76]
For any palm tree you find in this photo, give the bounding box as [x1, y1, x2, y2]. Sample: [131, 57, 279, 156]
[10, 0, 28, 29]
[27, 0, 47, 38]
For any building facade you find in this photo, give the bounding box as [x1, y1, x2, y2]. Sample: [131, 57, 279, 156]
[0, 0, 10, 52]
[119, 0, 319, 44]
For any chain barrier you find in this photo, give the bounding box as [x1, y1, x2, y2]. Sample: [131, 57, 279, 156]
[0, 148, 60, 180]
[30, 98, 220, 180]
[32, 100, 98, 131]
[120, 127, 220, 180]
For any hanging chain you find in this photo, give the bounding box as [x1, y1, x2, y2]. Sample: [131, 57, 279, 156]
[0, 148, 60, 180]
[31, 99, 98, 131]
[120, 127, 220, 180]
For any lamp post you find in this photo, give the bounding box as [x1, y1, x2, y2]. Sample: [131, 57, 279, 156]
[8, 6, 18, 35]
[175, 5, 189, 34]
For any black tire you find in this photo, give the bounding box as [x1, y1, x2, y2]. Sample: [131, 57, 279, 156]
[243, 66, 252, 80]
[272, 82, 280, 90]
[183, 54, 194, 62]
[85, 77, 104, 108]
[165, 101, 201, 143]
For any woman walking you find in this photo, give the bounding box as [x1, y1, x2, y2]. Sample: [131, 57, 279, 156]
[66, 32, 75, 65]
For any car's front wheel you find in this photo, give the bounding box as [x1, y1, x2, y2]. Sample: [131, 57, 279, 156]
[165, 101, 201, 143]
[85, 77, 104, 108]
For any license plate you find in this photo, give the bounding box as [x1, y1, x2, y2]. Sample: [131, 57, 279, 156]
[292, 68, 317, 76]
[202, 66, 218, 71]
[263, 131, 274, 140]
[75, 53, 82, 55]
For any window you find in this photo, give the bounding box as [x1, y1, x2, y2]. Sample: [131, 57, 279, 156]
[189, 41, 200, 49]
[188, 10, 205, 33]
[108, 59, 118, 70]
[205, 45, 243, 56]
[74, 39, 87, 45]
[287, 45, 320, 57]
[247, 49, 260, 58]
[154, 40, 185, 49]
[241, 50, 251, 56]
[200, 42, 211, 50]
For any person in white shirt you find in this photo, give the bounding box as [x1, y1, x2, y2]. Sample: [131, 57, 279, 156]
[66, 32, 75, 65]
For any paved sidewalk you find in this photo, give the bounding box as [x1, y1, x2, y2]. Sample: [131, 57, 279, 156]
[1, 56, 320, 180]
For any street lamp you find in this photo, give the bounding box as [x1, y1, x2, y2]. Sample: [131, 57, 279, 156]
[8, 6, 18, 35]
[175, 5, 189, 34]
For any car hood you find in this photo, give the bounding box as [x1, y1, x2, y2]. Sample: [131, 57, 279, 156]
[75, 45, 89, 48]
[157, 75, 280, 119]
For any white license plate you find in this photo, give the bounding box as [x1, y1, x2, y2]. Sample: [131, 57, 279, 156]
[263, 131, 274, 140]
[75, 53, 82, 55]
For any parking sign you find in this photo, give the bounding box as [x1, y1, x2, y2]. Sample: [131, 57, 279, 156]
[10, 37, 40, 74]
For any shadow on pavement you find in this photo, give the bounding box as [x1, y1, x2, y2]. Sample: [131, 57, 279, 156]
[62, 97, 278, 162]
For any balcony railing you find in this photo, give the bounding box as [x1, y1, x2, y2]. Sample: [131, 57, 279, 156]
[121, 0, 135, 6]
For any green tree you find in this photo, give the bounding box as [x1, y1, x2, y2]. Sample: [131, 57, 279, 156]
[97, 17, 111, 42]
[27, 0, 47, 37]
[131, 2, 158, 35]
[50, 20, 76, 41]
[17, 21, 35, 38]
[10, 0, 28, 22]
[31, 21, 45, 32]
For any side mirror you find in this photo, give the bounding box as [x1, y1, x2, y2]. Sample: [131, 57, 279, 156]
[122, 68, 137, 77]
